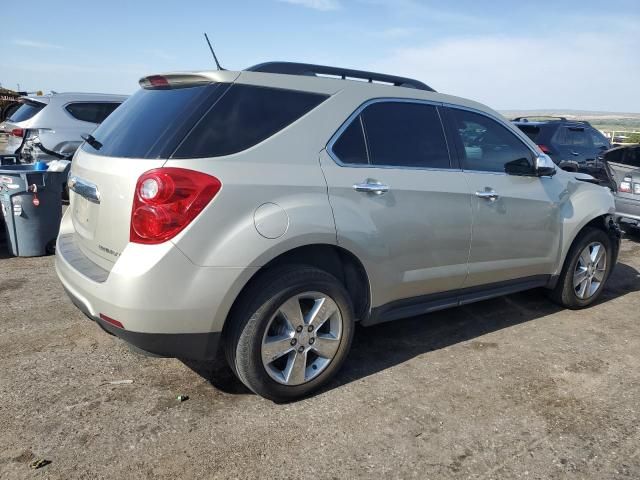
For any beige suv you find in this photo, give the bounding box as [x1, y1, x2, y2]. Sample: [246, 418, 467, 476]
[56, 62, 620, 401]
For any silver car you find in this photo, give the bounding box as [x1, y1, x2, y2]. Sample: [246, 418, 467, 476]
[0, 92, 127, 161]
[55, 62, 621, 401]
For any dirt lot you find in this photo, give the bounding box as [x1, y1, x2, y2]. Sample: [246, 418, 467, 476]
[0, 231, 639, 479]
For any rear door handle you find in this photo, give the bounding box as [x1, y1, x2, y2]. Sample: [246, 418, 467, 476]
[475, 189, 499, 201]
[353, 181, 389, 195]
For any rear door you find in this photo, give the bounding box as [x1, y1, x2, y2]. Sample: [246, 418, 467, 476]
[320, 100, 473, 308]
[445, 106, 562, 287]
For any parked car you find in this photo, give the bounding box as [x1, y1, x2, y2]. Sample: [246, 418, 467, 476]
[0, 92, 127, 161]
[512, 117, 611, 171]
[56, 62, 620, 401]
[603, 144, 640, 227]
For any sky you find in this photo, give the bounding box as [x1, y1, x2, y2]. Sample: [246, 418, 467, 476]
[1, 0, 639, 112]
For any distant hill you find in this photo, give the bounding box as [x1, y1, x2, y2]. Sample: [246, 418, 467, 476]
[499, 110, 640, 131]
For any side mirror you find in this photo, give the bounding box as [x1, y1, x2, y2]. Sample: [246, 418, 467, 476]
[534, 153, 557, 177]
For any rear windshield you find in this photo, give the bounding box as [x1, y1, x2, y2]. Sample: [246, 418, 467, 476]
[82, 84, 217, 158]
[83, 83, 328, 159]
[8, 100, 45, 122]
[515, 124, 541, 142]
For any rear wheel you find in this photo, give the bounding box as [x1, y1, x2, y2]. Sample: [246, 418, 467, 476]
[225, 265, 354, 402]
[549, 227, 613, 308]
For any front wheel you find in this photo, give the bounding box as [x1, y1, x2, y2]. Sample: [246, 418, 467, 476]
[225, 266, 355, 402]
[549, 227, 613, 309]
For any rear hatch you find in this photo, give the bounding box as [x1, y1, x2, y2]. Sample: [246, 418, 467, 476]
[2, 97, 48, 153]
[69, 73, 237, 270]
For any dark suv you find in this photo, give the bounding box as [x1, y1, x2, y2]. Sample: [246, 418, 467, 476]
[512, 116, 611, 172]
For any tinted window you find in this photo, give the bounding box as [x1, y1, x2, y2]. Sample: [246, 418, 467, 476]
[360, 102, 450, 168]
[554, 127, 591, 147]
[83, 84, 217, 158]
[609, 146, 640, 168]
[450, 109, 533, 173]
[515, 124, 541, 142]
[332, 116, 368, 164]
[8, 101, 45, 122]
[589, 128, 610, 149]
[65, 102, 121, 124]
[174, 85, 328, 158]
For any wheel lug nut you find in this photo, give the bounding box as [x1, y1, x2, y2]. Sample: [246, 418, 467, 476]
[296, 325, 303, 333]
[307, 325, 314, 332]
[290, 338, 297, 346]
[309, 337, 315, 345]
[298, 346, 305, 353]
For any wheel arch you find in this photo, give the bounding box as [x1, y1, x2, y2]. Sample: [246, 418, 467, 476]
[221, 243, 372, 336]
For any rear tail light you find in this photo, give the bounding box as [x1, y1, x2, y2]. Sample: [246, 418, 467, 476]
[619, 181, 632, 193]
[10, 128, 24, 138]
[634, 183, 640, 195]
[537, 144, 551, 154]
[130, 168, 221, 244]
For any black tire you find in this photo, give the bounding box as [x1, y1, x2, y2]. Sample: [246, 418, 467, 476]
[224, 265, 355, 402]
[549, 227, 613, 309]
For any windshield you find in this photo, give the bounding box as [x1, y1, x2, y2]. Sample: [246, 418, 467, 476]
[8, 100, 45, 123]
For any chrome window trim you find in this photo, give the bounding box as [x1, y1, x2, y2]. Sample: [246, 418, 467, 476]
[326, 97, 461, 172]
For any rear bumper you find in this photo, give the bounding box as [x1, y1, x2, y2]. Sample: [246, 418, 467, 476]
[65, 285, 221, 359]
[615, 196, 640, 224]
[55, 221, 258, 360]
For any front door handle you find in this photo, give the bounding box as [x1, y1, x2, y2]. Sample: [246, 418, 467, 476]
[475, 189, 499, 201]
[353, 181, 389, 195]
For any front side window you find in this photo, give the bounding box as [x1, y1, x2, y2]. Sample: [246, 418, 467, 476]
[330, 101, 450, 169]
[450, 108, 534, 173]
[589, 128, 610, 149]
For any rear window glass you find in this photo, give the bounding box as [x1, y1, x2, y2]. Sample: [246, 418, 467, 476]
[173, 85, 328, 158]
[515, 124, 541, 142]
[8, 101, 45, 122]
[65, 102, 121, 124]
[82, 84, 218, 158]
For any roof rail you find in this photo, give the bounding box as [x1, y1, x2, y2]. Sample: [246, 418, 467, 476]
[246, 62, 435, 92]
[512, 115, 567, 122]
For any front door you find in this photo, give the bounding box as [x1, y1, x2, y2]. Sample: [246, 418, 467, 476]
[320, 100, 473, 308]
[445, 106, 563, 287]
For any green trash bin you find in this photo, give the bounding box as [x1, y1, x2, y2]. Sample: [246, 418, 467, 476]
[0, 164, 68, 257]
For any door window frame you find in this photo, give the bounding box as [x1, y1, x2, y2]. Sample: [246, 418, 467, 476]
[441, 104, 539, 176]
[326, 98, 458, 171]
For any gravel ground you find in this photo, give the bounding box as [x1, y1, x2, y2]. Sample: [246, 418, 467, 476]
[0, 230, 639, 479]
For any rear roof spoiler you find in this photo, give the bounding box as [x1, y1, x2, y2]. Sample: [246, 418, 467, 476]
[246, 62, 435, 92]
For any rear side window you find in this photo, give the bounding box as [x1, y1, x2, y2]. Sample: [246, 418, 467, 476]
[515, 124, 541, 142]
[8, 101, 45, 122]
[65, 102, 121, 124]
[332, 117, 368, 165]
[554, 127, 592, 147]
[173, 85, 328, 158]
[450, 108, 533, 173]
[331, 101, 450, 169]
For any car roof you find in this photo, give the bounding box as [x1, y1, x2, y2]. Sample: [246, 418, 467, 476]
[21, 92, 129, 104]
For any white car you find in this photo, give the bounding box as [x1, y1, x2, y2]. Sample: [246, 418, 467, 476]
[0, 92, 127, 161]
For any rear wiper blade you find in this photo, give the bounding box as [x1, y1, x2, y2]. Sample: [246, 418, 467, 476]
[81, 134, 103, 151]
